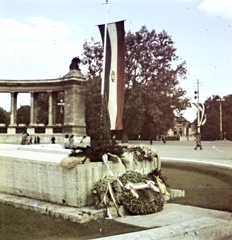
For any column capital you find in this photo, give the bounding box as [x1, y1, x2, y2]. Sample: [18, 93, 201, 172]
[10, 92, 18, 96]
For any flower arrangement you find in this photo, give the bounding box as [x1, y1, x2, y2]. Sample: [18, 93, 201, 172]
[92, 169, 169, 215]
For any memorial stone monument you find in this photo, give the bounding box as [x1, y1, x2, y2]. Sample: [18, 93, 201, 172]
[62, 57, 87, 135]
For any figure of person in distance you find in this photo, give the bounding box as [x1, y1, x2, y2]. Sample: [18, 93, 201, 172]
[68, 134, 75, 149]
[194, 132, 202, 150]
[21, 131, 27, 145]
[162, 135, 166, 144]
[51, 135, 56, 144]
[111, 135, 118, 146]
[64, 134, 69, 149]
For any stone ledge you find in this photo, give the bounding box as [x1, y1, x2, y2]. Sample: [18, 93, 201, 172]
[97, 217, 232, 240]
[0, 192, 104, 224]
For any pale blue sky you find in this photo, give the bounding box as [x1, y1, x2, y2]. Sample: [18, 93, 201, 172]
[0, 0, 232, 121]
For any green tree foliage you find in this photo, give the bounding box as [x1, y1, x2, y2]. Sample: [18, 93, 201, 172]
[37, 92, 64, 125]
[82, 40, 110, 146]
[82, 26, 190, 141]
[37, 93, 48, 125]
[15, 92, 65, 126]
[202, 95, 232, 140]
[0, 107, 10, 126]
[125, 26, 189, 139]
[17, 105, 30, 125]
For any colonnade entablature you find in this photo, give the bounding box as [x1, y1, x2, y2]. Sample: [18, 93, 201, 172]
[0, 62, 87, 136]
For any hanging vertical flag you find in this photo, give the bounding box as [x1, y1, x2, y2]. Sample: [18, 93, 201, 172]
[192, 103, 207, 126]
[98, 20, 125, 130]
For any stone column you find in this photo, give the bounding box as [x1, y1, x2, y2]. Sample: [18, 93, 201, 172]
[47, 91, 53, 126]
[27, 92, 35, 135]
[8, 92, 17, 134]
[29, 92, 35, 126]
[34, 92, 38, 125]
[52, 92, 58, 125]
[14, 93, 18, 124]
[46, 91, 53, 134]
[10, 92, 17, 125]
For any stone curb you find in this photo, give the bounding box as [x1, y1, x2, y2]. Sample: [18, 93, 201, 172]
[94, 217, 232, 240]
[0, 192, 104, 224]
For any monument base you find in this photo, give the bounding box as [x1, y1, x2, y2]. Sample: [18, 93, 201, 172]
[0, 145, 156, 207]
[63, 124, 86, 135]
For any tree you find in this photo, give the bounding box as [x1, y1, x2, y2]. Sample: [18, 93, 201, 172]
[202, 95, 232, 140]
[124, 27, 189, 140]
[0, 107, 10, 126]
[222, 95, 232, 140]
[37, 93, 48, 125]
[82, 40, 111, 147]
[82, 26, 190, 142]
[17, 105, 30, 126]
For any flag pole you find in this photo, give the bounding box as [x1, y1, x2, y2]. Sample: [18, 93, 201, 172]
[99, 0, 109, 147]
[101, 0, 109, 96]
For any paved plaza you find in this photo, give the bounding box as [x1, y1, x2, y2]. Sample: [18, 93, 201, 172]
[129, 140, 232, 168]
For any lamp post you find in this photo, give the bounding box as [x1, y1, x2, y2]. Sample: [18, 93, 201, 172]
[58, 99, 65, 113]
[216, 97, 225, 140]
[57, 99, 65, 124]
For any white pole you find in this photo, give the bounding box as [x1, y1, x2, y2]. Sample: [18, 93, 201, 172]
[197, 79, 200, 133]
[217, 97, 225, 140]
[101, 0, 109, 96]
[219, 100, 222, 138]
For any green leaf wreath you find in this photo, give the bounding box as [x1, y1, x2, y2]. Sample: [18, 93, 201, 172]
[92, 170, 165, 215]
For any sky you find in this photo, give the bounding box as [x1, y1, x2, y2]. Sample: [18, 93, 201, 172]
[0, 0, 232, 122]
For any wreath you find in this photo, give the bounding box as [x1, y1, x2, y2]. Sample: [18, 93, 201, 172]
[92, 170, 165, 215]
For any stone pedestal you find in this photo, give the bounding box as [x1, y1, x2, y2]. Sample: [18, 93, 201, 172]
[7, 126, 16, 134]
[63, 69, 87, 135]
[45, 127, 53, 134]
[27, 127, 35, 135]
[0, 146, 156, 207]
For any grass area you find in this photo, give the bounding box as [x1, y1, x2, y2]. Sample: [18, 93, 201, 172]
[162, 162, 232, 212]
[0, 204, 146, 240]
[0, 162, 232, 239]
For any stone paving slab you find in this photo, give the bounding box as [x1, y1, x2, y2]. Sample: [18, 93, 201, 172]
[95, 217, 232, 240]
[113, 204, 232, 228]
[0, 143, 68, 163]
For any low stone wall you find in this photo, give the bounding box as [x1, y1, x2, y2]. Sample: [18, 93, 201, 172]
[0, 148, 156, 207]
[0, 134, 85, 145]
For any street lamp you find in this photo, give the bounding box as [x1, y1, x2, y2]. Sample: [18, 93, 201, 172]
[57, 99, 65, 124]
[58, 99, 65, 113]
[216, 97, 225, 140]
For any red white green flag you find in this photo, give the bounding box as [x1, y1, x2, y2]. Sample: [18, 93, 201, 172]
[98, 20, 125, 130]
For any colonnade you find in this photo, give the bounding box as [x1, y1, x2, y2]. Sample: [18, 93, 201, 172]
[8, 91, 62, 135]
[0, 59, 87, 138]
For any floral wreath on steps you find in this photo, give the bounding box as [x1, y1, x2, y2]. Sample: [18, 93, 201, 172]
[92, 169, 169, 216]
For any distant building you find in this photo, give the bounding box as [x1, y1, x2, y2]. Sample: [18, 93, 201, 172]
[167, 116, 196, 140]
